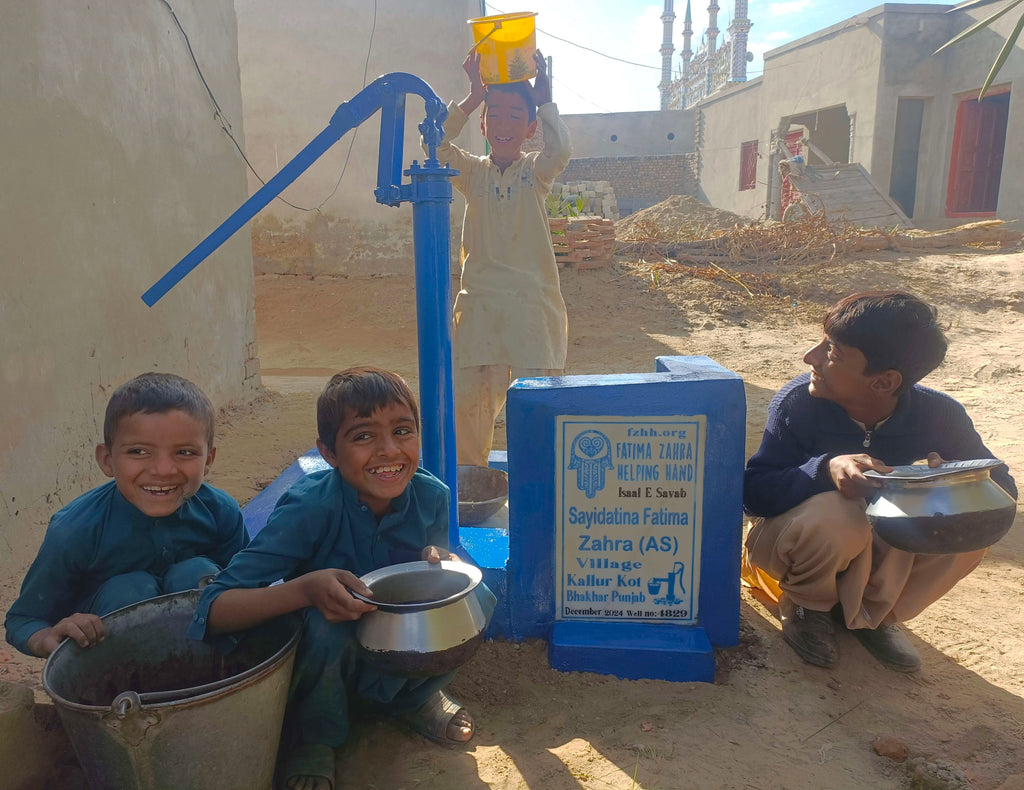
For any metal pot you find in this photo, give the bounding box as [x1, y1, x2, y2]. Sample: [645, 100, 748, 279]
[457, 464, 509, 526]
[42, 590, 299, 790]
[352, 561, 488, 677]
[865, 459, 1016, 554]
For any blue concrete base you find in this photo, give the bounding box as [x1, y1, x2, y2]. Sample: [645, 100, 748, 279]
[549, 621, 715, 682]
[458, 526, 509, 639]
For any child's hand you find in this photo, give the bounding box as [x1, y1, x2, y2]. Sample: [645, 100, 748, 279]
[422, 545, 459, 564]
[528, 50, 552, 107]
[461, 50, 486, 112]
[299, 568, 377, 622]
[30, 613, 105, 657]
[828, 453, 893, 499]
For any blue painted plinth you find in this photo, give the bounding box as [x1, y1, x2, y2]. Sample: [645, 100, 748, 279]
[242, 449, 329, 539]
[458, 525, 509, 639]
[550, 621, 714, 682]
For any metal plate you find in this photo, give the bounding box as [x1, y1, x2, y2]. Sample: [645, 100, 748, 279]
[864, 458, 1003, 482]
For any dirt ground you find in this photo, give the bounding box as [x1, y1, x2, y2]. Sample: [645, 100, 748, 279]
[4, 235, 1024, 788]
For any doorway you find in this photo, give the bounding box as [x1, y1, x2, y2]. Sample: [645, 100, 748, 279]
[890, 98, 925, 218]
[947, 91, 1010, 216]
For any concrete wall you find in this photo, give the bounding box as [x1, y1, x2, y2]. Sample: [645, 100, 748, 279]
[696, 3, 1024, 225]
[562, 110, 695, 159]
[699, 14, 887, 221]
[236, 0, 483, 276]
[694, 80, 766, 219]
[877, 5, 1024, 223]
[1, 1, 256, 579]
[561, 155, 699, 217]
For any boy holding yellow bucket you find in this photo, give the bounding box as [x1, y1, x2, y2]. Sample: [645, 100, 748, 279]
[429, 27, 573, 466]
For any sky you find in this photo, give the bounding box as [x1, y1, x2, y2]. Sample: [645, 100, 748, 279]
[479, 1, 961, 114]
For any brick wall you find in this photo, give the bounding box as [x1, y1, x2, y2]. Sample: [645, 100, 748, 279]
[560, 154, 699, 216]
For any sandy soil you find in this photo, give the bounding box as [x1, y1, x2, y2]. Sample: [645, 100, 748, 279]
[4, 239, 1024, 789]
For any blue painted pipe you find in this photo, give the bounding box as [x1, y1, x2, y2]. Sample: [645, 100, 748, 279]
[406, 160, 459, 546]
[141, 73, 460, 545]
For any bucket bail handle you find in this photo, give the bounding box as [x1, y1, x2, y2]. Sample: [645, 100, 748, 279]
[112, 690, 142, 718]
[473, 20, 501, 49]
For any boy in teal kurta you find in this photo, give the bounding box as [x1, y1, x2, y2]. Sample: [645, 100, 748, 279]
[4, 372, 247, 657]
[188, 367, 494, 790]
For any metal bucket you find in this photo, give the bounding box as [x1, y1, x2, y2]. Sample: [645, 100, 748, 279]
[43, 590, 299, 790]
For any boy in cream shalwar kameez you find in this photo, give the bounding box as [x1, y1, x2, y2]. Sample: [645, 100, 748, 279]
[432, 49, 573, 466]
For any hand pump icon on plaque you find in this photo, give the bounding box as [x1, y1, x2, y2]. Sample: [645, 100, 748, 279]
[648, 562, 686, 605]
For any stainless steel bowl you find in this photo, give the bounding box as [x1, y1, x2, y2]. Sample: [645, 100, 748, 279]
[457, 464, 509, 526]
[353, 561, 488, 677]
[865, 459, 1016, 554]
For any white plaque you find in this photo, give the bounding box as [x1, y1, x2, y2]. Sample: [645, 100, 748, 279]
[555, 415, 705, 623]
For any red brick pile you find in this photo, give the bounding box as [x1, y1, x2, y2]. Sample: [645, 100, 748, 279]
[549, 216, 616, 270]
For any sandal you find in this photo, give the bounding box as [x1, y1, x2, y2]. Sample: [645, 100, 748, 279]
[400, 689, 474, 746]
[280, 742, 335, 790]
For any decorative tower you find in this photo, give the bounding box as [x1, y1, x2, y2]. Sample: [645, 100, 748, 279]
[728, 0, 752, 82]
[659, 0, 676, 110]
[681, 0, 693, 80]
[706, 0, 720, 57]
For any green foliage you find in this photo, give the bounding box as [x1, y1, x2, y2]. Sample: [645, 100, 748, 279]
[545, 192, 587, 218]
[935, 0, 1024, 98]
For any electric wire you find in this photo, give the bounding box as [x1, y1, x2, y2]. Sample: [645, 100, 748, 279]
[314, 0, 378, 211]
[157, 0, 315, 211]
[159, 0, 378, 213]
[485, 3, 661, 71]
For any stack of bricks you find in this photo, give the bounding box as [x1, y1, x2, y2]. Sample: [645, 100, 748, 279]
[549, 215, 616, 270]
[551, 180, 619, 221]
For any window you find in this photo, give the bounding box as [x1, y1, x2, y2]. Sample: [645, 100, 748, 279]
[739, 140, 758, 191]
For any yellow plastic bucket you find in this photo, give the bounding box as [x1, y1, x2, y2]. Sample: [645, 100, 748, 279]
[469, 12, 538, 84]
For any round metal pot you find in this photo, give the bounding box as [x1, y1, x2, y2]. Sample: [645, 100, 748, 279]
[457, 464, 509, 526]
[353, 561, 488, 677]
[865, 459, 1016, 554]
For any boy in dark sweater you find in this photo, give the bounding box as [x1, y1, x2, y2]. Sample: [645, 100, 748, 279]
[744, 291, 1016, 672]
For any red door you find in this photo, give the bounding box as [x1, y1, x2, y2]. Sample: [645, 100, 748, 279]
[780, 130, 804, 216]
[947, 92, 1010, 216]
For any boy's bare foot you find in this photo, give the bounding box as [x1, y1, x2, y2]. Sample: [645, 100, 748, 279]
[447, 706, 474, 742]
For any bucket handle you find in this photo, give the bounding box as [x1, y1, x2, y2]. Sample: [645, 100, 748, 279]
[112, 690, 142, 719]
[473, 20, 501, 50]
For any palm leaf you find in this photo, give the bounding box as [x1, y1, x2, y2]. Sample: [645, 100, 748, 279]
[951, 0, 1010, 10]
[934, 0, 1024, 54]
[979, 8, 1024, 96]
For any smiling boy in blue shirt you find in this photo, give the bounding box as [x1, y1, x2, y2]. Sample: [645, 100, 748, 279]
[188, 367, 494, 790]
[5, 372, 248, 658]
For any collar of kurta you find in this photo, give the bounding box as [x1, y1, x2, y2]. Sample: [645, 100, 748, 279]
[335, 470, 412, 523]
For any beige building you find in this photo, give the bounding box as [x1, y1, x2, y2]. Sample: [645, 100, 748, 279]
[695, 3, 1024, 226]
[1, 1, 257, 579]
[235, 0, 483, 276]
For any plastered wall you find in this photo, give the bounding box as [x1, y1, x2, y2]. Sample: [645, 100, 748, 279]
[696, 4, 1023, 225]
[1, 1, 256, 579]
[562, 110, 695, 159]
[236, 0, 483, 276]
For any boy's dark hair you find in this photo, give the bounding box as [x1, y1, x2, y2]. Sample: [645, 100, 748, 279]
[103, 373, 215, 448]
[823, 290, 947, 394]
[484, 82, 537, 122]
[317, 367, 420, 454]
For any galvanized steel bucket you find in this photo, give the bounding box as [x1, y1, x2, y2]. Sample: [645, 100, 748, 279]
[43, 590, 299, 790]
